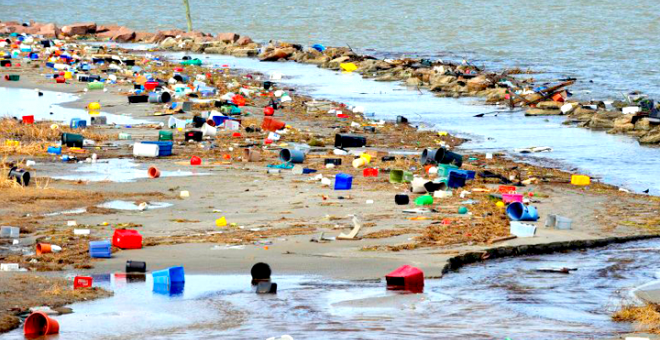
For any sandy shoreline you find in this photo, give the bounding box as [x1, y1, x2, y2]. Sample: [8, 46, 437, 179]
[2, 38, 660, 337]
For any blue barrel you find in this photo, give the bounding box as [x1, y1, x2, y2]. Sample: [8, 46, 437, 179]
[506, 202, 539, 222]
[143, 141, 173, 156]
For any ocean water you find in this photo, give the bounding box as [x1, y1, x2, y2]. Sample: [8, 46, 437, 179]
[4, 0, 660, 99]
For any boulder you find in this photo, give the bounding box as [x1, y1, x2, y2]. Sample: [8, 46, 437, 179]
[150, 30, 185, 43]
[537, 101, 563, 110]
[135, 31, 155, 42]
[38, 23, 60, 38]
[259, 47, 296, 62]
[112, 29, 136, 43]
[640, 126, 660, 144]
[204, 46, 229, 54]
[588, 111, 622, 129]
[235, 35, 253, 46]
[61, 22, 96, 36]
[466, 75, 490, 92]
[96, 25, 121, 33]
[230, 48, 259, 57]
[608, 115, 635, 133]
[160, 37, 179, 49]
[216, 32, 239, 43]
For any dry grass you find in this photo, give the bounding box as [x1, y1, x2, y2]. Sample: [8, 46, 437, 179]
[144, 226, 316, 247]
[613, 303, 660, 333]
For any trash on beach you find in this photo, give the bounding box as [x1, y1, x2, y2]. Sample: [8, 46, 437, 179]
[74, 276, 93, 289]
[1, 263, 20, 271]
[571, 175, 591, 186]
[89, 240, 112, 258]
[256, 281, 278, 294]
[36, 243, 62, 255]
[386, 265, 424, 292]
[510, 221, 537, 237]
[24, 311, 60, 336]
[514, 146, 553, 154]
[337, 216, 362, 240]
[112, 229, 143, 249]
[545, 214, 572, 230]
[506, 202, 539, 221]
[0, 226, 19, 238]
[535, 267, 577, 274]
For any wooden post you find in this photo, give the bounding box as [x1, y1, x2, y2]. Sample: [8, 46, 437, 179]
[183, 0, 193, 32]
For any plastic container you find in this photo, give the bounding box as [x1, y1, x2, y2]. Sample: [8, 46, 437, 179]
[498, 185, 517, 194]
[571, 175, 591, 186]
[144, 81, 158, 91]
[112, 229, 142, 249]
[133, 143, 160, 158]
[159, 131, 173, 141]
[261, 117, 286, 132]
[324, 158, 342, 166]
[436, 164, 459, 177]
[280, 149, 305, 163]
[190, 156, 202, 165]
[148, 166, 161, 178]
[334, 173, 353, 190]
[449, 169, 476, 180]
[386, 265, 424, 292]
[128, 95, 149, 103]
[70, 118, 87, 129]
[424, 179, 448, 193]
[502, 193, 523, 203]
[89, 240, 112, 258]
[148, 91, 171, 104]
[153, 266, 186, 285]
[201, 123, 217, 137]
[21, 115, 34, 124]
[74, 276, 93, 289]
[143, 141, 173, 156]
[211, 115, 230, 127]
[506, 202, 539, 221]
[47, 146, 62, 155]
[88, 81, 104, 90]
[4, 74, 20, 81]
[8, 166, 30, 186]
[420, 148, 463, 167]
[415, 195, 434, 206]
[180, 59, 202, 66]
[395, 194, 410, 205]
[126, 260, 147, 273]
[61, 133, 84, 147]
[448, 171, 468, 188]
[363, 168, 378, 177]
[24, 312, 59, 336]
[185, 130, 203, 143]
[118, 132, 132, 140]
[334, 134, 367, 148]
[0, 226, 19, 238]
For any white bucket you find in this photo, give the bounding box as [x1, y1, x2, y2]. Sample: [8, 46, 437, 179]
[411, 177, 429, 194]
[133, 143, 160, 158]
[201, 123, 217, 137]
[510, 222, 537, 237]
[168, 116, 186, 129]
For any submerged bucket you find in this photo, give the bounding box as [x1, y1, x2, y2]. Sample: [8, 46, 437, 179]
[506, 202, 539, 222]
[279, 149, 305, 163]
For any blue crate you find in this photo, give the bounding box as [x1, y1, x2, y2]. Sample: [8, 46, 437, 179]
[89, 240, 111, 258]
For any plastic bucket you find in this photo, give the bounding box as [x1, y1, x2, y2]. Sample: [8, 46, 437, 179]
[148, 91, 171, 104]
[126, 260, 147, 273]
[395, 194, 410, 205]
[411, 177, 429, 194]
[421, 148, 463, 167]
[201, 123, 217, 137]
[185, 130, 203, 142]
[24, 312, 59, 336]
[152, 266, 185, 285]
[448, 171, 467, 188]
[22, 115, 34, 124]
[90, 116, 107, 125]
[335, 134, 367, 148]
[279, 149, 305, 163]
[36, 243, 52, 255]
[148, 166, 160, 178]
[242, 148, 262, 162]
[506, 202, 539, 221]
[133, 143, 160, 158]
[8, 166, 30, 186]
[389, 170, 404, 183]
[424, 179, 447, 193]
[261, 117, 285, 132]
[192, 116, 206, 128]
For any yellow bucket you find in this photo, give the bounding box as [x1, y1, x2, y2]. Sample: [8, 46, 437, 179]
[571, 175, 591, 186]
[360, 153, 372, 164]
[340, 62, 358, 72]
[64, 71, 72, 79]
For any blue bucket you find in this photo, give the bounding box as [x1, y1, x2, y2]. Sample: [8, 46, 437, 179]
[143, 141, 173, 157]
[449, 169, 476, 180]
[279, 149, 305, 163]
[506, 202, 539, 221]
[89, 240, 112, 258]
[211, 115, 230, 126]
[47, 146, 61, 155]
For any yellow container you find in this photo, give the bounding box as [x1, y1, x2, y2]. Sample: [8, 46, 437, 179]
[340, 62, 358, 72]
[5, 140, 20, 147]
[571, 175, 591, 186]
[360, 153, 371, 164]
[215, 216, 227, 227]
[64, 71, 72, 79]
[88, 102, 101, 111]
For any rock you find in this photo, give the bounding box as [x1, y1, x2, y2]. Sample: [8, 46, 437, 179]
[429, 75, 457, 91]
[38, 23, 60, 38]
[485, 88, 508, 104]
[608, 116, 634, 133]
[135, 31, 155, 42]
[61, 22, 96, 36]
[259, 47, 296, 62]
[230, 48, 259, 57]
[588, 111, 622, 129]
[327, 56, 351, 69]
[640, 126, 660, 144]
[235, 35, 253, 46]
[537, 101, 562, 110]
[205, 46, 229, 54]
[525, 108, 562, 116]
[216, 32, 239, 43]
[160, 37, 178, 49]
[466, 75, 490, 92]
[405, 77, 422, 87]
[112, 28, 136, 43]
[635, 117, 652, 131]
[150, 30, 185, 43]
[96, 25, 121, 33]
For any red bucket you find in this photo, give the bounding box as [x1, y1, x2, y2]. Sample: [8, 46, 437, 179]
[144, 81, 158, 91]
[385, 265, 424, 292]
[22, 115, 34, 124]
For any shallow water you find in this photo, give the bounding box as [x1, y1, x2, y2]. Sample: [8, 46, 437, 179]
[49, 158, 209, 183]
[5, 239, 660, 339]
[0, 87, 145, 125]
[6, 0, 660, 100]
[97, 200, 173, 210]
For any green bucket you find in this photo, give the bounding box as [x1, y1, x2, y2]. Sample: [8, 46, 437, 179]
[5, 75, 20, 81]
[159, 131, 173, 141]
[389, 170, 414, 184]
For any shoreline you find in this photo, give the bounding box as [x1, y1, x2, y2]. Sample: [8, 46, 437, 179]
[2, 29, 660, 338]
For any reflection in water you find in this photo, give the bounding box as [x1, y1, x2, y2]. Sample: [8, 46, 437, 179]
[4, 239, 660, 339]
